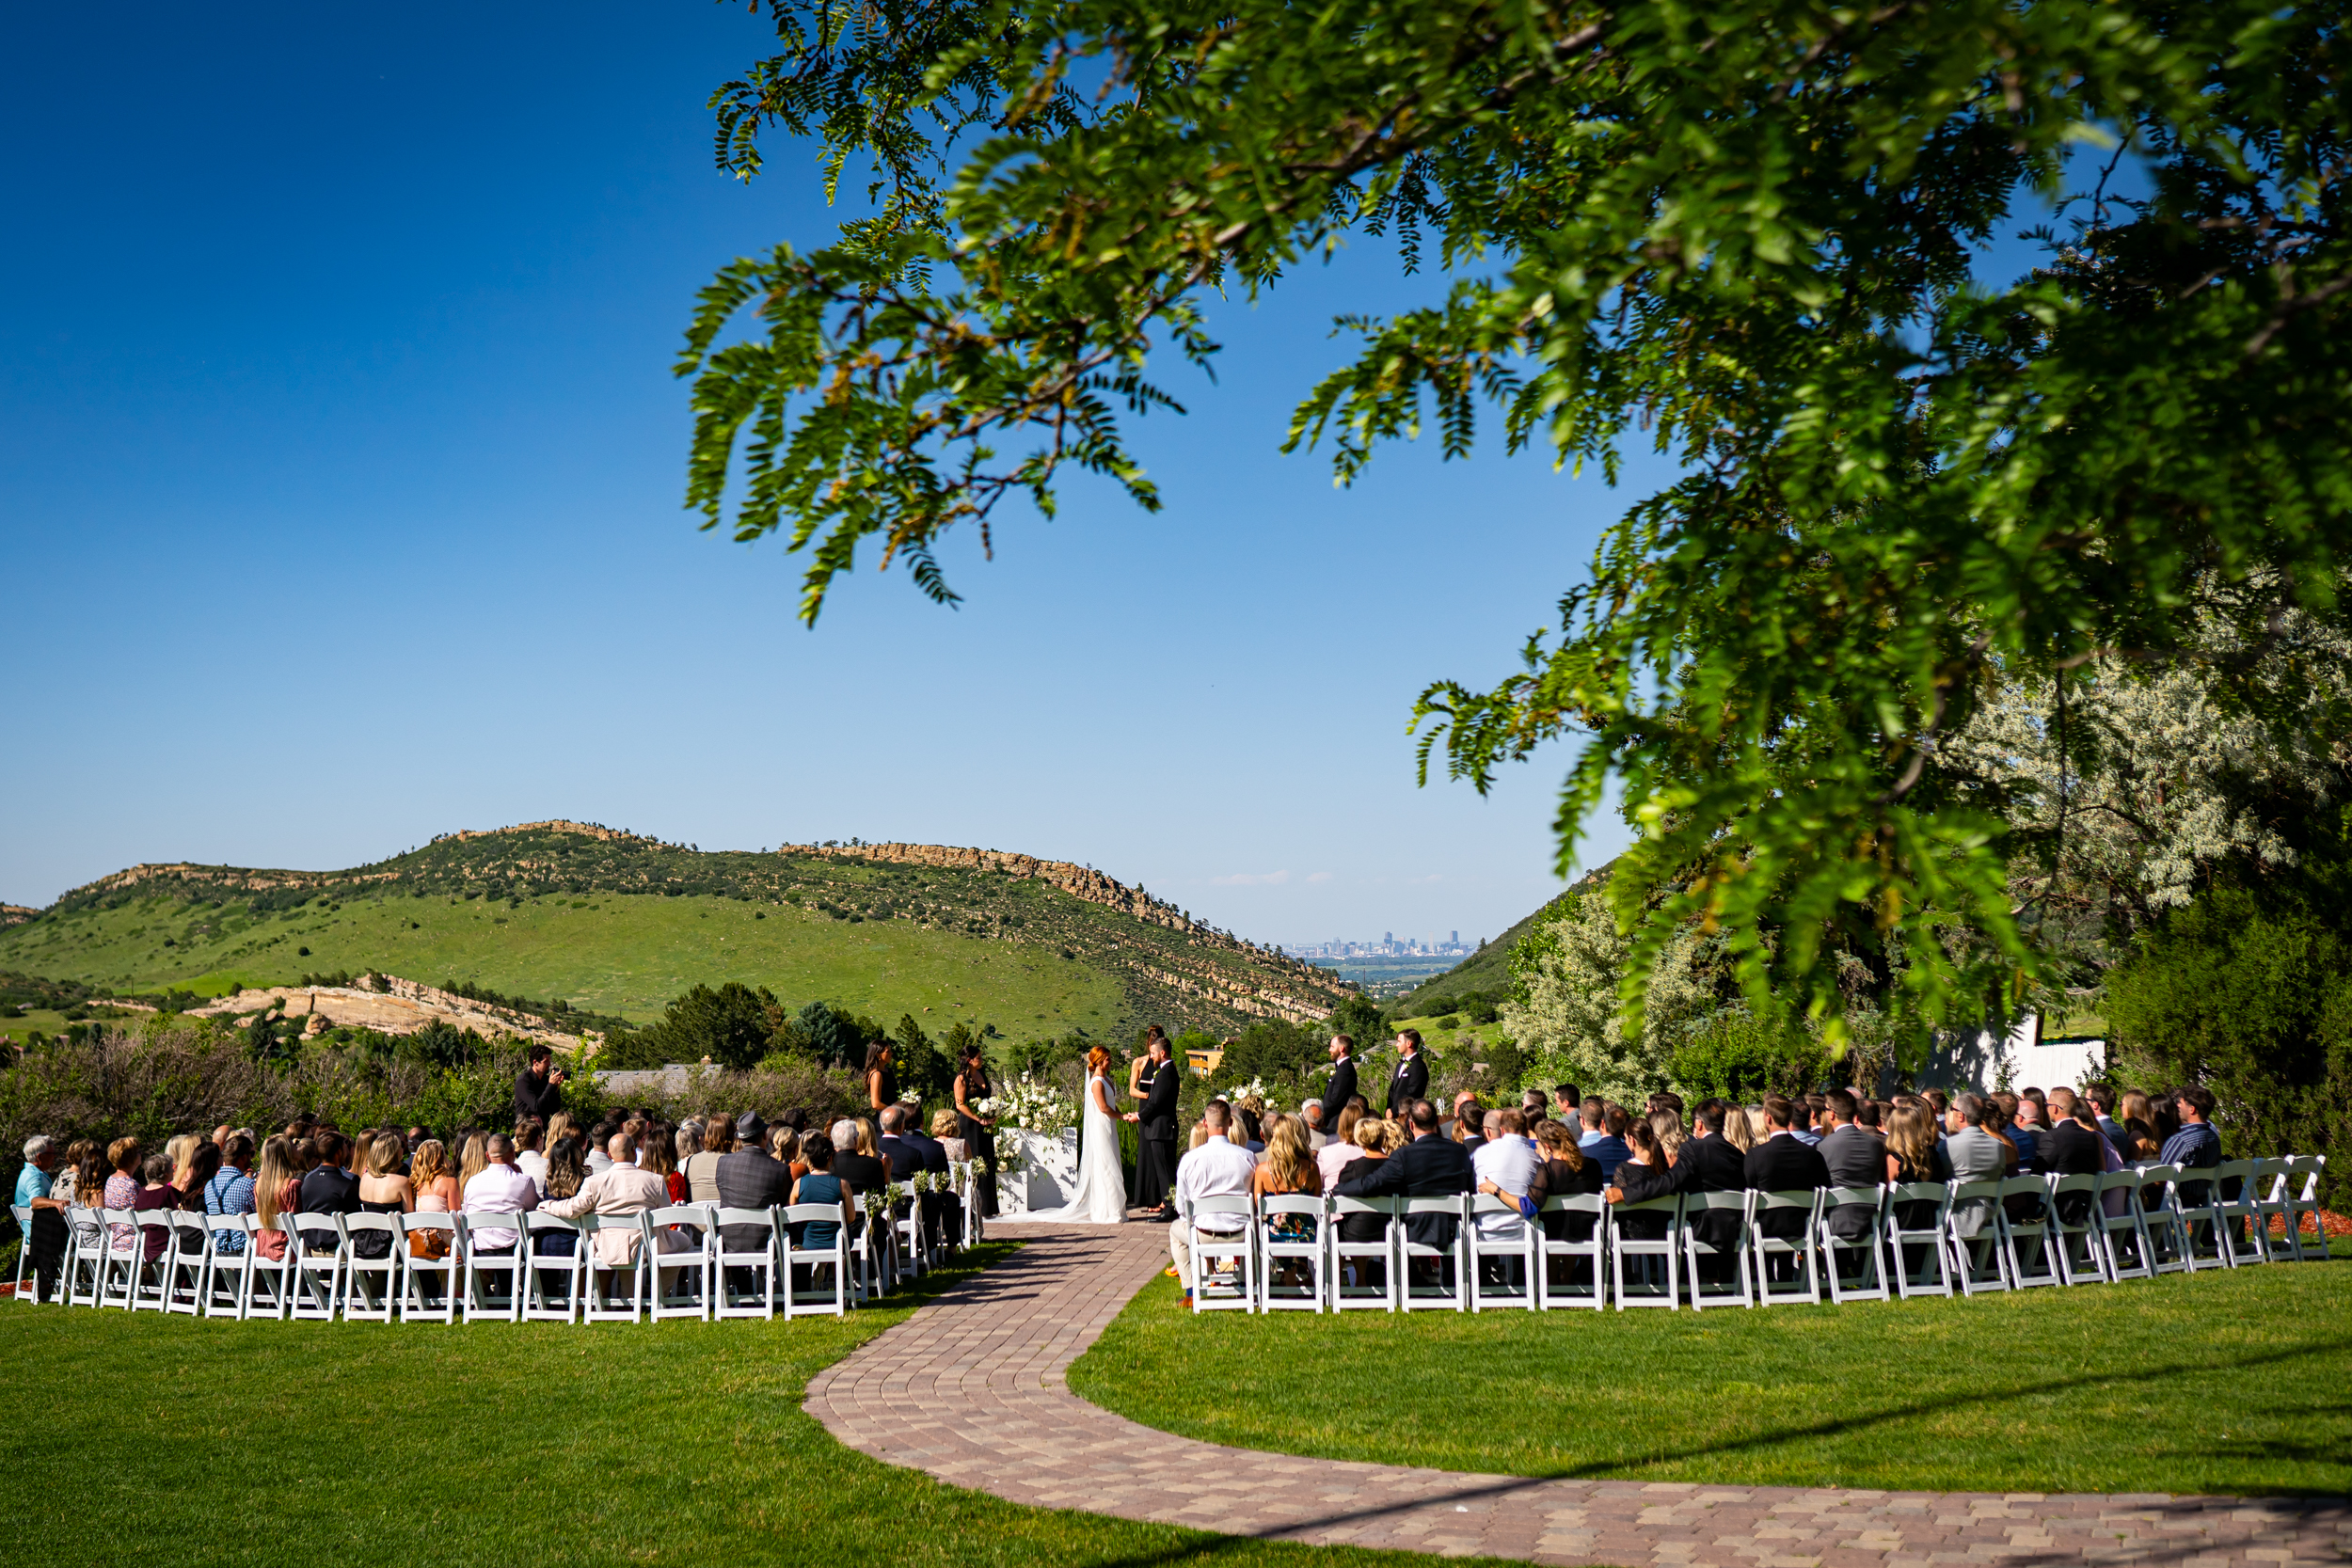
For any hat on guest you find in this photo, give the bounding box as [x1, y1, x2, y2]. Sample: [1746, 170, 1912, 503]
[736, 1112, 767, 1144]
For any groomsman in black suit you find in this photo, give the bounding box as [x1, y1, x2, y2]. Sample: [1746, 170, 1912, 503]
[1317, 1035, 1359, 1134]
[1128, 1036, 1182, 1220]
[1386, 1029, 1428, 1119]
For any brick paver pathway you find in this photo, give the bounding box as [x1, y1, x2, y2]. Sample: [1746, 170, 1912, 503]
[805, 1220, 2349, 1566]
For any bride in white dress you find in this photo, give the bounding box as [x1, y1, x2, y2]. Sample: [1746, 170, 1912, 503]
[1035, 1046, 1129, 1224]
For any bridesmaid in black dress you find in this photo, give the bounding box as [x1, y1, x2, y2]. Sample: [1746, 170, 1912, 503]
[862, 1041, 898, 1164]
[953, 1040, 999, 1218]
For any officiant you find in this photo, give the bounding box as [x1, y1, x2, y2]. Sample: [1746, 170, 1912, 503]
[1127, 1028, 1181, 1219]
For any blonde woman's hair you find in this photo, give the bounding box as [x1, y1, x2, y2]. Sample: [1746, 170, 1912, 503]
[1648, 1110, 1686, 1164]
[1262, 1116, 1314, 1194]
[1884, 1103, 1936, 1177]
[410, 1139, 450, 1189]
[254, 1136, 296, 1228]
[1333, 1103, 1365, 1148]
[769, 1127, 802, 1164]
[365, 1132, 404, 1177]
[1187, 1124, 1211, 1151]
[546, 1111, 575, 1148]
[930, 1108, 960, 1140]
[1354, 1118, 1403, 1156]
[1718, 1108, 1756, 1154]
[855, 1119, 881, 1159]
[457, 1132, 489, 1191]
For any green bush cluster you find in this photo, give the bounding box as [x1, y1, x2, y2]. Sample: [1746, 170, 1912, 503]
[1666, 1012, 1835, 1102]
[2106, 883, 2352, 1212]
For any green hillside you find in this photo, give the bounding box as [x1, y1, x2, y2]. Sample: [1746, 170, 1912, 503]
[0, 823, 1352, 1039]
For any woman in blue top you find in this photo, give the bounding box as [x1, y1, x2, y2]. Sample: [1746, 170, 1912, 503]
[789, 1133, 850, 1253]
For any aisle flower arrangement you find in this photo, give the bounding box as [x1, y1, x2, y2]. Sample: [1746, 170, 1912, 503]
[975, 1074, 1076, 1176]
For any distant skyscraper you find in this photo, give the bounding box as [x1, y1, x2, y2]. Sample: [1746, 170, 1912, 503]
[1451, 929, 1458, 945]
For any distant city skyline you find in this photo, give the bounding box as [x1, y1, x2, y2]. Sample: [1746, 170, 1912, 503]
[1283, 932, 1482, 960]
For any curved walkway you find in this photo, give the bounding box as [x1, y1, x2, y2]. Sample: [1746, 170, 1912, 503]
[805, 1221, 2348, 1566]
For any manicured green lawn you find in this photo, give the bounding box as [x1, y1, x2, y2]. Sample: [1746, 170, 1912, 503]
[0, 1246, 1490, 1568]
[1071, 1250, 2352, 1497]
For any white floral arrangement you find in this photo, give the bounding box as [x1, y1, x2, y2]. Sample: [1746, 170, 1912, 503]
[1225, 1076, 1270, 1106]
[979, 1074, 1077, 1137]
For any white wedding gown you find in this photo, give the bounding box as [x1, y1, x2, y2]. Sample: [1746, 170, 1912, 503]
[1034, 1071, 1128, 1224]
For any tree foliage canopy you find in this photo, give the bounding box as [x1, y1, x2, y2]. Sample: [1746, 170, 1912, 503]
[682, 0, 2352, 1056]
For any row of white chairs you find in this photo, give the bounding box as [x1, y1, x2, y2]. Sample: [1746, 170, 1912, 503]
[1181, 1154, 2332, 1313]
[12, 1163, 988, 1323]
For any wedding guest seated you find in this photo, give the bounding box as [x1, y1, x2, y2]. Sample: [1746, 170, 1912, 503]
[1942, 1093, 2007, 1242]
[930, 1109, 969, 1164]
[1601, 1121, 1677, 1238]
[352, 1132, 413, 1259]
[1816, 1091, 1883, 1239]
[1453, 1094, 1485, 1152]
[831, 1118, 889, 1193]
[540, 1133, 678, 1276]
[102, 1138, 143, 1256]
[535, 1136, 587, 1257]
[251, 1136, 300, 1261]
[1578, 1098, 1630, 1180]
[1329, 1117, 1400, 1290]
[684, 1115, 731, 1204]
[296, 1131, 362, 1249]
[1316, 1104, 1367, 1194]
[460, 1135, 541, 1254]
[1472, 1107, 1540, 1252]
[716, 1114, 793, 1274]
[1335, 1100, 1473, 1285]
[789, 1134, 850, 1291]
[133, 1153, 178, 1260]
[2161, 1085, 2221, 1169]
[1299, 1101, 1328, 1150]
[1526, 1119, 1604, 1237]
[1167, 1101, 1256, 1297]
[771, 1126, 806, 1179]
[174, 1141, 222, 1213]
[200, 1133, 258, 1254]
[1250, 1117, 1322, 1286]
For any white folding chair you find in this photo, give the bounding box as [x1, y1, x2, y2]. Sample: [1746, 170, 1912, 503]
[2095, 1170, 2154, 1281]
[580, 1213, 649, 1323]
[2136, 1164, 2192, 1275]
[1186, 1195, 1257, 1312]
[2249, 1158, 2294, 1261]
[164, 1212, 210, 1314]
[1608, 1195, 1682, 1310]
[8, 1205, 31, 1302]
[199, 1214, 255, 1318]
[2281, 1155, 2330, 1260]
[1819, 1187, 1889, 1305]
[457, 1211, 526, 1323]
[1467, 1195, 1537, 1311]
[97, 1208, 141, 1308]
[890, 1192, 927, 1287]
[1885, 1182, 1955, 1298]
[398, 1213, 459, 1323]
[127, 1212, 176, 1311]
[648, 1204, 716, 1322]
[2208, 1159, 2266, 1266]
[342, 1214, 404, 1322]
[1328, 1196, 1400, 1311]
[521, 1212, 584, 1323]
[2045, 1174, 2108, 1285]
[1995, 1177, 2060, 1288]
[1258, 1195, 1327, 1311]
[244, 1217, 295, 1320]
[2169, 1164, 2232, 1270]
[1399, 1195, 1470, 1313]
[783, 1202, 851, 1318]
[1746, 1190, 1817, 1307]
[1678, 1191, 1755, 1309]
[62, 1208, 103, 1307]
[1944, 1179, 2010, 1294]
[1535, 1195, 1607, 1309]
[845, 1194, 886, 1304]
[712, 1207, 779, 1320]
[285, 1213, 346, 1320]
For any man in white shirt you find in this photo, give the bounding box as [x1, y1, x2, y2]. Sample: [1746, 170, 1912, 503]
[460, 1134, 539, 1253]
[1168, 1101, 1257, 1300]
[1470, 1108, 1539, 1243]
[514, 1119, 550, 1196]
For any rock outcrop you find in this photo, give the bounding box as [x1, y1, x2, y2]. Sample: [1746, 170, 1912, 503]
[191, 974, 589, 1053]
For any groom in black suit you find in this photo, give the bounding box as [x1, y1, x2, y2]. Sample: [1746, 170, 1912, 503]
[1128, 1037, 1181, 1220]
[1386, 1029, 1428, 1119]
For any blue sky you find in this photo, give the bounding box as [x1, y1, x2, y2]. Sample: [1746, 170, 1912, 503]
[0, 0, 1661, 943]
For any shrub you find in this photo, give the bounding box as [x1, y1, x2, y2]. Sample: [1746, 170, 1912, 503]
[1668, 1011, 1834, 1101]
[2105, 883, 2352, 1212]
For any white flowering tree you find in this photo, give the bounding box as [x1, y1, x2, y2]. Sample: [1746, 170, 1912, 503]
[1497, 885, 1715, 1103]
